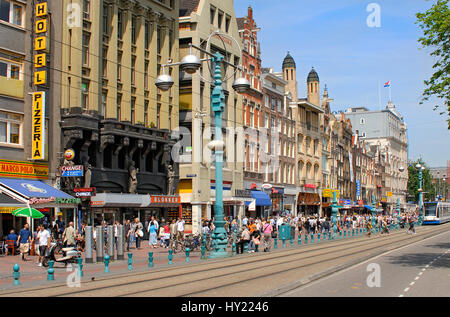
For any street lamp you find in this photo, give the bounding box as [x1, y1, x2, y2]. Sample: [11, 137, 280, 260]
[415, 162, 425, 225]
[155, 31, 249, 259]
[397, 166, 405, 228]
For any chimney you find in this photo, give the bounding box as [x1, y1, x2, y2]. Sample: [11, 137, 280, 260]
[248, 5, 253, 19]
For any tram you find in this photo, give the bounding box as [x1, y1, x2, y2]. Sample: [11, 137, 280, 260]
[423, 202, 450, 225]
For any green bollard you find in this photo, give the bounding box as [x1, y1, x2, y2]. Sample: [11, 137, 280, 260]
[47, 261, 55, 281]
[274, 237, 278, 249]
[168, 249, 173, 265]
[104, 254, 110, 273]
[339, 231, 342, 239]
[318, 232, 321, 243]
[13, 264, 20, 286]
[344, 230, 347, 238]
[328, 232, 331, 240]
[305, 234, 308, 244]
[298, 233, 302, 246]
[127, 253, 133, 270]
[201, 244, 206, 259]
[352, 229, 355, 237]
[282, 238, 286, 248]
[290, 238, 294, 247]
[77, 258, 83, 277]
[311, 233, 314, 244]
[148, 252, 154, 268]
[232, 241, 236, 256]
[185, 248, 190, 263]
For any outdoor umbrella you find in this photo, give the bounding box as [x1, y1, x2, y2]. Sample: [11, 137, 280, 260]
[12, 206, 44, 219]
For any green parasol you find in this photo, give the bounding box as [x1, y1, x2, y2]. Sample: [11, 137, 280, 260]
[12, 206, 44, 219]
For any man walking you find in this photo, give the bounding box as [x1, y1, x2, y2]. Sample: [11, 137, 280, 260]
[17, 223, 32, 261]
[37, 225, 51, 266]
[124, 219, 131, 251]
[176, 217, 185, 242]
[63, 222, 76, 248]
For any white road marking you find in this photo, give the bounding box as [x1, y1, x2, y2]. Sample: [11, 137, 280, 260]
[410, 282, 415, 286]
[415, 276, 420, 280]
[404, 287, 410, 292]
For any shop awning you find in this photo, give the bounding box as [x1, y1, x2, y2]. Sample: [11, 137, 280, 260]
[251, 190, 272, 206]
[364, 205, 374, 211]
[298, 192, 321, 205]
[0, 178, 80, 207]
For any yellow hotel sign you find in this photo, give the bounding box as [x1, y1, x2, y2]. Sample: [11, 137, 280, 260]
[0, 159, 48, 179]
[32, 92, 46, 160]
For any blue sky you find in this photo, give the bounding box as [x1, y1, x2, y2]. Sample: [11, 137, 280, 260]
[234, 0, 449, 167]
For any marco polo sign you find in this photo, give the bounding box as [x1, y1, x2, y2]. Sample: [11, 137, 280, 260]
[32, 1, 50, 160]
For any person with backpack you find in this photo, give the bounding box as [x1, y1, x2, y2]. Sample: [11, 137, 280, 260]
[262, 221, 273, 252]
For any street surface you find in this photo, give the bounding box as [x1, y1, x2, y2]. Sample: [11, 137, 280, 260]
[0, 223, 448, 297]
[279, 228, 450, 297]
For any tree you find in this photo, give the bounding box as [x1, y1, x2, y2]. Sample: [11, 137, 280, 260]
[407, 160, 436, 203]
[416, 0, 450, 129]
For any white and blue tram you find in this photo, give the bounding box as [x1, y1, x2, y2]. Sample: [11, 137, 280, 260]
[423, 202, 450, 225]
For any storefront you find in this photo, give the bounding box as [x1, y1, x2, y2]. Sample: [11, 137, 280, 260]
[297, 192, 321, 216]
[269, 187, 284, 216]
[0, 178, 80, 234]
[89, 193, 181, 228]
[246, 190, 272, 219]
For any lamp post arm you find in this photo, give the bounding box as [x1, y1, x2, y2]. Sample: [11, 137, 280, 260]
[190, 43, 242, 70]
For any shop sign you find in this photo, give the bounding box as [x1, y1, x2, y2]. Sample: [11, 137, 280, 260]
[90, 201, 104, 206]
[359, 200, 364, 206]
[387, 192, 392, 197]
[29, 196, 80, 205]
[261, 183, 272, 190]
[305, 184, 316, 189]
[0, 159, 48, 179]
[323, 188, 332, 198]
[74, 187, 96, 197]
[235, 189, 252, 198]
[0, 207, 19, 214]
[32, 92, 46, 160]
[61, 165, 83, 177]
[151, 195, 180, 204]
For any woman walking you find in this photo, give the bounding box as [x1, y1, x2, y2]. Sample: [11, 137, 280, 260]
[148, 221, 158, 248]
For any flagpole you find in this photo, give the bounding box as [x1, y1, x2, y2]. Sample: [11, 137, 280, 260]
[389, 84, 392, 103]
[378, 81, 382, 110]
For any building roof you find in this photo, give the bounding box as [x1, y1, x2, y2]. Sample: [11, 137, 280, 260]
[282, 52, 296, 69]
[236, 17, 246, 30]
[307, 67, 319, 82]
[179, 0, 200, 17]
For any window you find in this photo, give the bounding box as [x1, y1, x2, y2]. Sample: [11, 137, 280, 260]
[157, 104, 161, 129]
[0, 111, 21, 145]
[210, 6, 216, 25]
[131, 98, 135, 124]
[131, 56, 136, 85]
[145, 21, 150, 49]
[0, 0, 24, 27]
[102, 47, 107, 77]
[102, 3, 108, 34]
[117, 94, 122, 121]
[101, 92, 107, 117]
[144, 100, 149, 127]
[225, 15, 231, 33]
[0, 58, 22, 80]
[117, 52, 122, 80]
[83, 0, 90, 19]
[360, 118, 365, 125]
[131, 16, 137, 45]
[217, 11, 223, 29]
[81, 81, 89, 111]
[82, 33, 90, 66]
[157, 26, 162, 54]
[117, 10, 123, 39]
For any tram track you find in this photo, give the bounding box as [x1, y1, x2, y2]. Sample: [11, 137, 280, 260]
[1, 224, 448, 297]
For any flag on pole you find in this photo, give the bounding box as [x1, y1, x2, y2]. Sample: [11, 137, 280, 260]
[384, 81, 391, 88]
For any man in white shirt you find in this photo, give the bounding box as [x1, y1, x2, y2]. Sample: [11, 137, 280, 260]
[37, 225, 51, 267]
[276, 216, 284, 230]
[176, 217, 185, 241]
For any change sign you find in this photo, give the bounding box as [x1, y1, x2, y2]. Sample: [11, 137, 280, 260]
[61, 165, 83, 177]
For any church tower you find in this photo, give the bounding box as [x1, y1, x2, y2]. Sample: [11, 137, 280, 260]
[282, 52, 298, 101]
[307, 67, 320, 106]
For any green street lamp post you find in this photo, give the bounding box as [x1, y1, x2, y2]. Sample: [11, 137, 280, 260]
[416, 162, 424, 225]
[397, 198, 400, 230]
[155, 31, 249, 259]
[331, 191, 338, 240]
